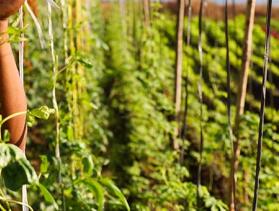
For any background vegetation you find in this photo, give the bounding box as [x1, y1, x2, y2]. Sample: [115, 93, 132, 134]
[0, 0, 278, 210]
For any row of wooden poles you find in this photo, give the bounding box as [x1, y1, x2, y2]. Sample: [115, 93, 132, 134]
[18, 0, 273, 210]
[173, 0, 273, 210]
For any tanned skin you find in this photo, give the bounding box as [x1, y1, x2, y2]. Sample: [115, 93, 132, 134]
[0, 20, 27, 151]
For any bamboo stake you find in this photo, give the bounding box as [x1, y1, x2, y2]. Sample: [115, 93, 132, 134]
[252, 0, 272, 209]
[143, 0, 150, 27]
[180, 0, 192, 161]
[230, 0, 256, 209]
[197, 0, 204, 208]
[173, 0, 185, 150]
[224, 0, 234, 209]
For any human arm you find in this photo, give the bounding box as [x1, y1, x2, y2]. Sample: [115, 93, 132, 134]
[0, 20, 27, 151]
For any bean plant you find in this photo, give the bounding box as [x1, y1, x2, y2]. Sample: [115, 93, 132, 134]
[1, 1, 279, 211]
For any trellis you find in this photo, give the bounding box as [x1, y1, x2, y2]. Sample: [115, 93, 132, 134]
[13, 0, 274, 210]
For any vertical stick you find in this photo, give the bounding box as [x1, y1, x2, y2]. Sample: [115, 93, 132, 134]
[252, 0, 272, 210]
[231, 0, 256, 209]
[119, 0, 126, 20]
[235, 0, 256, 132]
[173, 0, 185, 150]
[197, 0, 204, 208]
[19, 6, 24, 83]
[180, 0, 192, 162]
[19, 3, 29, 211]
[224, 0, 234, 210]
[48, 2, 65, 210]
[225, 0, 232, 151]
[143, 0, 150, 27]
[48, 0, 60, 167]
[61, 0, 69, 60]
[119, 0, 127, 41]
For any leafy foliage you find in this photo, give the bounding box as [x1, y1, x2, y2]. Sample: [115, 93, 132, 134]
[2, 1, 279, 211]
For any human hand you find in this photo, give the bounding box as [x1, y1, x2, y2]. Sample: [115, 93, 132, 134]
[0, 0, 25, 20]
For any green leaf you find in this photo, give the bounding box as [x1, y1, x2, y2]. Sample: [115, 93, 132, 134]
[2, 159, 37, 191]
[0, 144, 13, 168]
[29, 106, 55, 120]
[40, 155, 49, 174]
[37, 183, 58, 209]
[82, 156, 94, 175]
[0, 143, 26, 168]
[27, 114, 36, 127]
[2, 130, 10, 143]
[100, 178, 130, 211]
[78, 179, 105, 211]
[0, 144, 37, 191]
[75, 55, 93, 68]
[2, 162, 29, 191]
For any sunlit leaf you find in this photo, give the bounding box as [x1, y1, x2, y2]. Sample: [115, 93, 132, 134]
[100, 178, 130, 211]
[37, 183, 58, 209]
[78, 179, 105, 211]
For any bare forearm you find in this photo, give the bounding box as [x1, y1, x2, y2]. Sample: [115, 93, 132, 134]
[0, 20, 27, 151]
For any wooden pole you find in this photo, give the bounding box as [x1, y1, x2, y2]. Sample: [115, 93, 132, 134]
[230, 0, 256, 209]
[173, 0, 185, 150]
